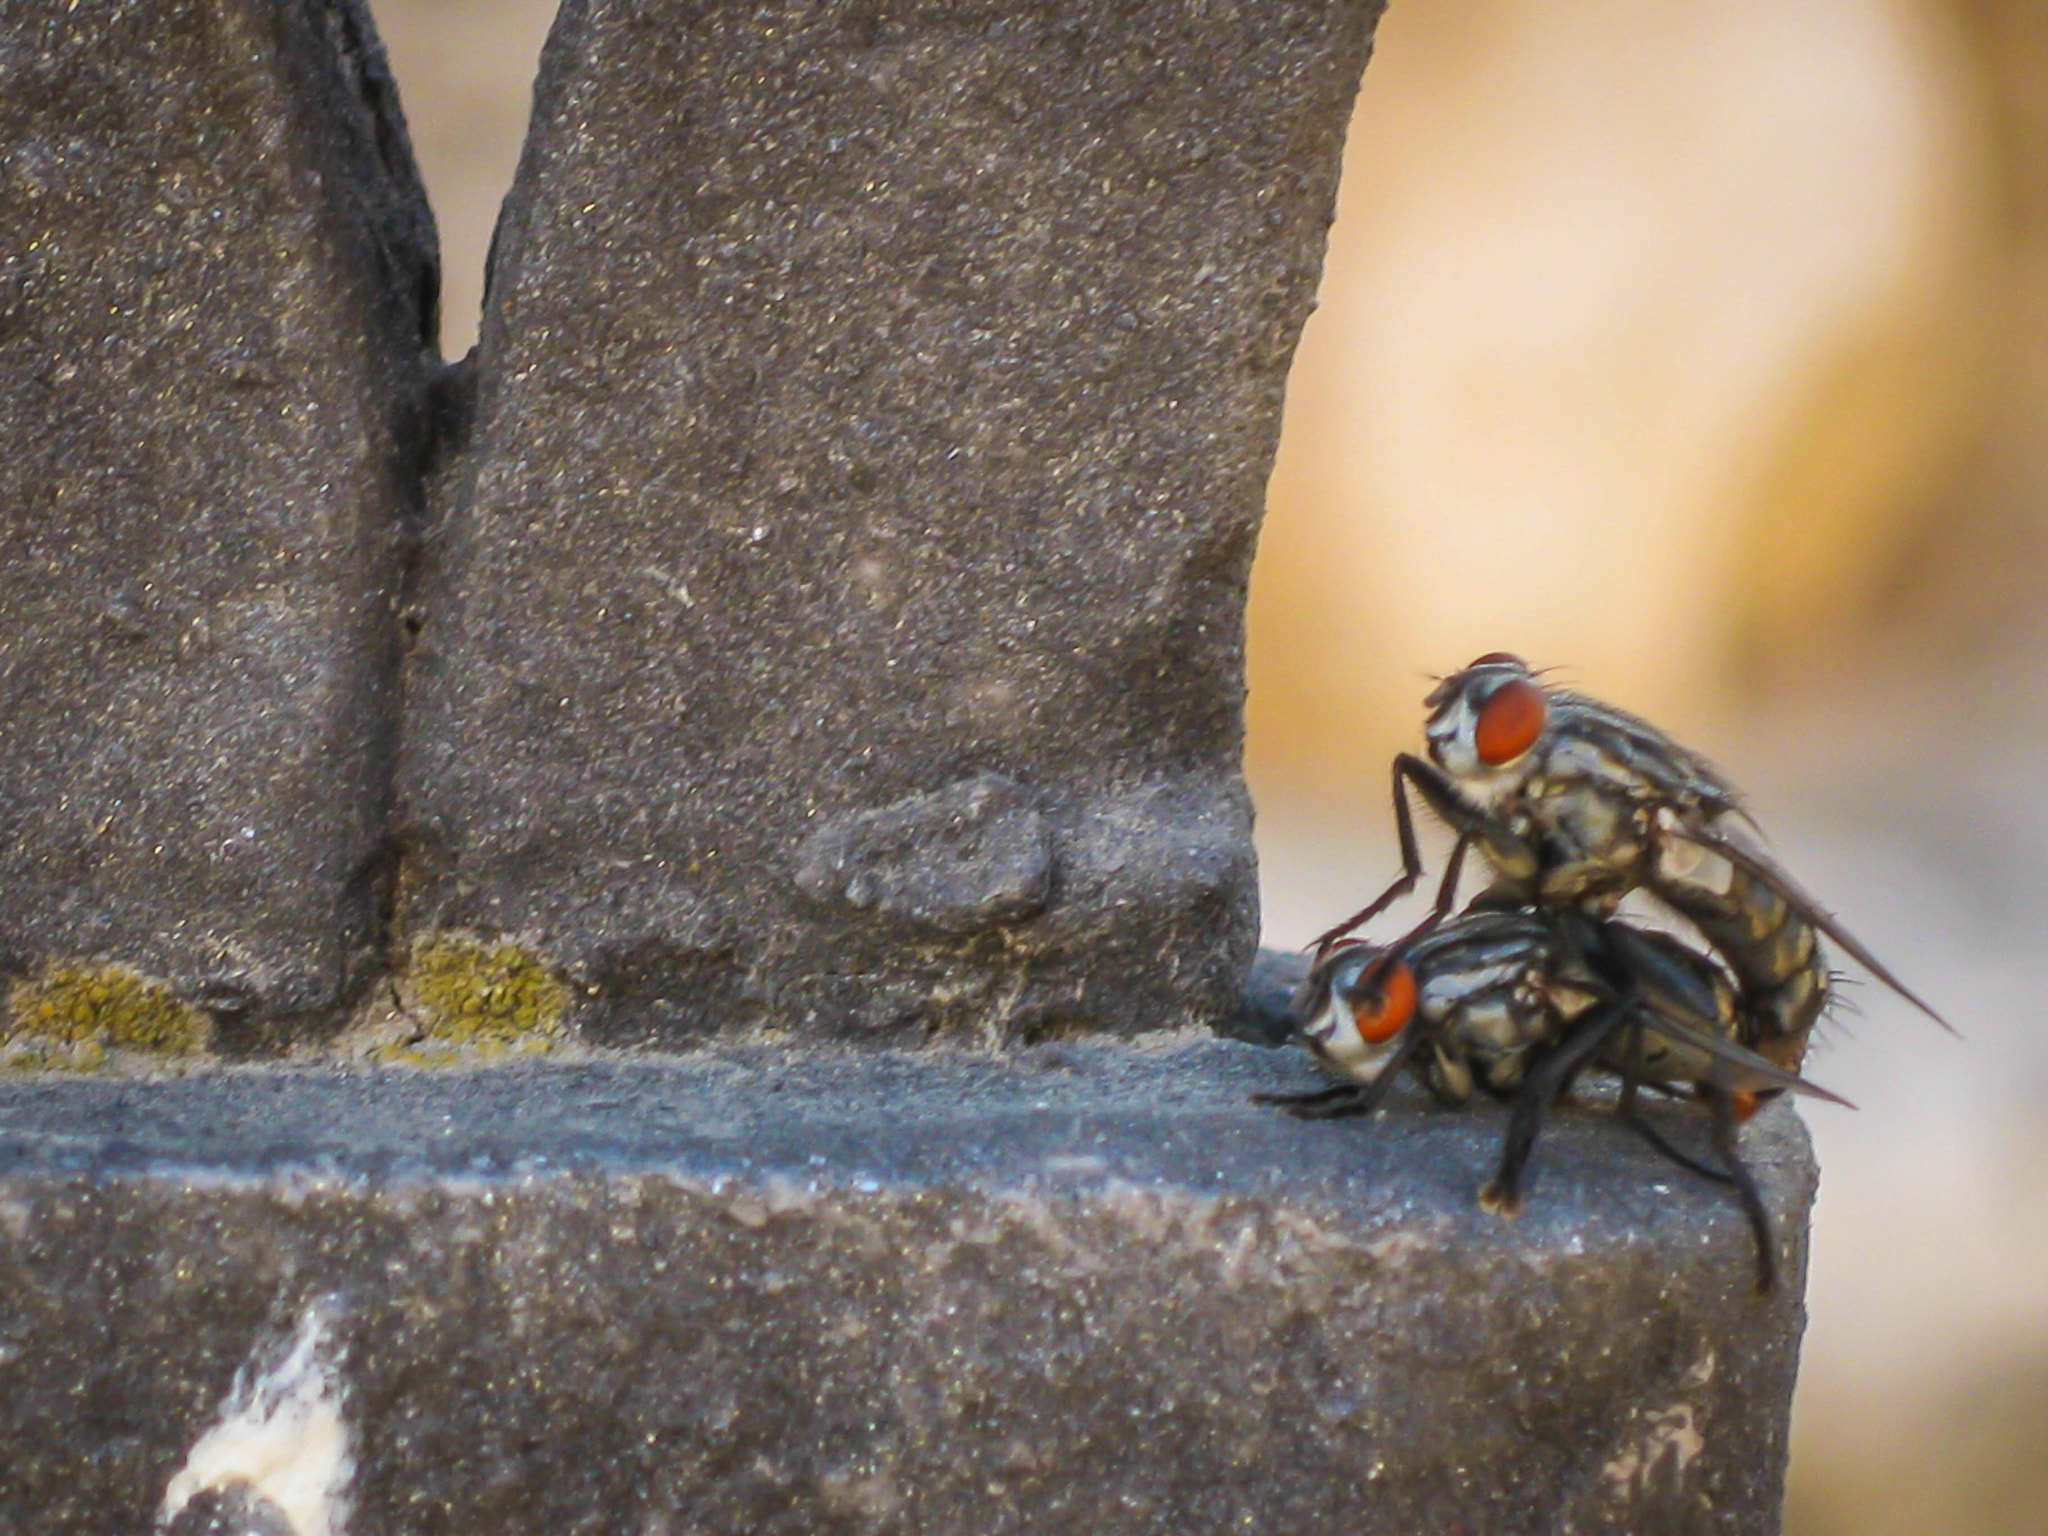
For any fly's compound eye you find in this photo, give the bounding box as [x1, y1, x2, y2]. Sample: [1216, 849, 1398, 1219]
[1474, 676, 1548, 766]
[1348, 957, 1418, 1044]
[1466, 651, 1528, 671]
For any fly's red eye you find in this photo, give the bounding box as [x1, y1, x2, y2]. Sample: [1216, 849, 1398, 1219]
[1730, 1089, 1764, 1122]
[1474, 677, 1547, 765]
[1349, 958, 1417, 1044]
[1467, 651, 1526, 670]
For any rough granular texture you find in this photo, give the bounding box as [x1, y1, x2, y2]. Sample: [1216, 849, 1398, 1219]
[0, 1037, 1812, 1535]
[400, 0, 1385, 1044]
[0, 0, 437, 1043]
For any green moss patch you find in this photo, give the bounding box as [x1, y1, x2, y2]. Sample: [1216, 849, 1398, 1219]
[4, 963, 211, 1070]
[402, 933, 572, 1049]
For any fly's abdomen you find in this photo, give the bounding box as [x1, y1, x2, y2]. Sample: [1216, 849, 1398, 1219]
[1596, 926, 1743, 1088]
[1650, 810, 1830, 1070]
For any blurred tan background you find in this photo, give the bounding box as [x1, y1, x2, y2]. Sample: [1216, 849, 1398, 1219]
[375, 1, 2048, 1528]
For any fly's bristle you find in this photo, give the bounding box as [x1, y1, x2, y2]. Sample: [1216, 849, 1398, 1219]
[1803, 1014, 1851, 1055]
[1817, 986, 1864, 1030]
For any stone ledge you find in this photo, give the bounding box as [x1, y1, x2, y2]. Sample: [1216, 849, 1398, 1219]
[0, 1038, 1810, 1534]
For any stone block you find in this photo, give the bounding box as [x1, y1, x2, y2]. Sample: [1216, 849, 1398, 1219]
[399, 0, 1385, 1044]
[1226, 942, 1313, 1044]
[0, 1037, 1811, 1533]
[0, 0, 437, 1048]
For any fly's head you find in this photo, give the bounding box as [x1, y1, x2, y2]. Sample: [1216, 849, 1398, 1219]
[1424, 652, 1551, 805]
[1293, 941, 1418, 1084]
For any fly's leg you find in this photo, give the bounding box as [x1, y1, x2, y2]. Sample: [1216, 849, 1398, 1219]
[1310, 753, 1528, 956]
[1254, 1028, 1428, 1121]
[1627, 1112, 1737, 1185]
[1311, 834, 1475, 970]
[1252, 1084, 1369, 1114]
[1308, 754, 1437, 954]
[1623, 1096, 1738, 1185]
[1254, 1085, 1380, 1120]
[1381, 834, 1472, 959]
[1706, 1086, 1778, 1294]
[1481, 991, 1636, 1216]
[1604, 1012, 1731, 1183]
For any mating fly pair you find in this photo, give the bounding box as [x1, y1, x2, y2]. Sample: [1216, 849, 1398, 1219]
[1261, 654, 1946, 1290]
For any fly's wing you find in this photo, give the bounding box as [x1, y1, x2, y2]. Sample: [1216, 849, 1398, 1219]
[1676, 822, 1953, 1032]
[1591, 917, 1853, 1104]
[1631, 1006, 1855, 1106]
[1595, 921, 1726, 1032]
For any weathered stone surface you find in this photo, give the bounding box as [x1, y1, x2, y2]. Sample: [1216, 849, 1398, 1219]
[0, 0, 437, 1045]
[400, 0, 1384, 1044]
[0, 1038, 1811, 1534]
[1227, 942, 1314, 1044]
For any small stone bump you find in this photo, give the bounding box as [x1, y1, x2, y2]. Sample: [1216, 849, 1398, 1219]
[794, 773, 1054, 936]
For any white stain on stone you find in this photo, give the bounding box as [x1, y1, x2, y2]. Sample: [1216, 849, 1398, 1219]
[1602, 1403, 1706, 1500]
[159, 1301, 353, 1536]
[1363, 1229, 1433, 1269]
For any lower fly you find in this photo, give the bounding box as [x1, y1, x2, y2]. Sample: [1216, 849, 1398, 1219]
[1258, 906, 1847, 1291]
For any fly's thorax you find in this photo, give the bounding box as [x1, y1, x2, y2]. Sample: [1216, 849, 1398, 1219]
[1441, 995, 1543, 1096]
[1474, 815, 1544, 890]
[1536, 971, 1605, 1027]
[1409, 916, 1563, 1098]
[1438, 991, 1532, 1054]
[1413, 950, 1532, 1024]
[1512, 734, 1662, 903]
[1477, 1045, 1533, 1094]
[1410, 914, 1554, 1036]
[1545, 689, 1741, 806]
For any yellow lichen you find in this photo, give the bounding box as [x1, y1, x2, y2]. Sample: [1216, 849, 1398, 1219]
[4, 963, 211, 1069]
[401, 933, 571, 1049]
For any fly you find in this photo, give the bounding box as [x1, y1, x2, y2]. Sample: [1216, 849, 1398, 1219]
[1313, 653, 1948, 1074]
[1260, 906, 1849, 1290]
